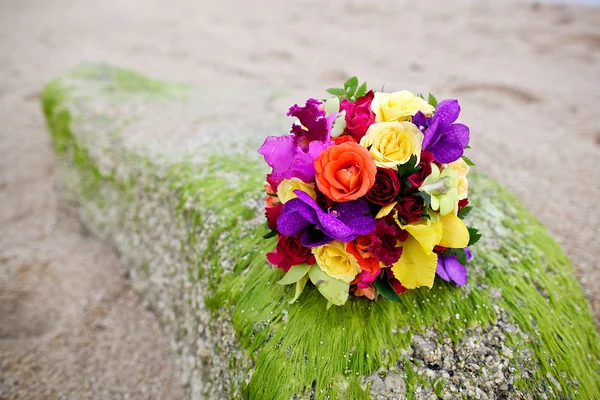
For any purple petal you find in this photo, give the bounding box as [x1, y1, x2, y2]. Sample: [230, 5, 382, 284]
[433, 99, 460, 129]
[412, 111, 428, 131]
[335, 200, 376, 236]
[287, 98, 331, 147]
[443, 255, 468, 286]
[443, 123, 470, 149]
[258, 135, 294, 172]
[431, 141, 464, 164]
[436, 257, 451, 282]
[277, 199, 313, 236]
[422, 118, 441, 150]
[301, 227, 333, 247]
[465, 247, 473, 262]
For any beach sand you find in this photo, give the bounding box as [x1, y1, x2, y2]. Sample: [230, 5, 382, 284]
[1, 0, 599, 397]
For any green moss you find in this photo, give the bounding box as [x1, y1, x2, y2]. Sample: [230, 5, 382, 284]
[42, 66, 600, 399]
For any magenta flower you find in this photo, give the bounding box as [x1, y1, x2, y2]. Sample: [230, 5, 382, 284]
[277, 190, 376, 247]
[258, 98, 335, 187]
[413, 99, 470, 164]
[436, 247, 472, 286]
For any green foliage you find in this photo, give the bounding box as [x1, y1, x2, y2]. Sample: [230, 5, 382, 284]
[396, 154, 421, 178]
[428, 93, 438, 108]
[467, 227, 482, 246]
[457, 205, 473, 219]
[327, 76, 369, 102]
[374, 274, 402, 303]
[43, 65, 600, 400]
[462, 155, 475, 166]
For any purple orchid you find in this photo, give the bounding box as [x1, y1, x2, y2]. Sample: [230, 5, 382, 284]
[258, 98, 335, 187]
[436, 247, 472, 286]
[277, 190, 376, 247]
[413, 99, 470, 164]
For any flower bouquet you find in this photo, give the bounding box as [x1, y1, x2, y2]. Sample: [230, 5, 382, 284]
[259, 77, 481, 307]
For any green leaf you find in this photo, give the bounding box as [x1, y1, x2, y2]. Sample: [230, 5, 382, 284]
[276, 264, 311, 286]
[462, 156, 475, 166]
[467, 227, 482, 246]
[344, 76, 359, 98]
[308, 265, 349, 306]
[263, 230, 278, 239]
[457, 205, 473, 219]
[417, 93, 424, 100]
[428, 92, 438, 108]
[326, 88, 346, 97]
[455, 248, 468, 265]
[288, 275, 309, 304]
[374, 275, 402, 303]
[355, 82, 367, 98]
[396, 154, 419, 178]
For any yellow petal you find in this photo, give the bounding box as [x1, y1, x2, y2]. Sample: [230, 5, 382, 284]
[401, 221, 443, 255]
[439, 213, 470, 248]
[391, 236, 438, 289]
[376, 201, 397, 219]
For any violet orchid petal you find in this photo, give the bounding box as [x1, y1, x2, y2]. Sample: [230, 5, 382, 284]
[442, 123, 470, 149]
[412, 111, 428, 131]
[335, 200, 377, 236]
[442, 255, 468, 286]
[433, 99, 460, 129]
[422, 118, 441, 150]
[436, 257, 451, 282]
[300, 227, 333, 247]
[465, 247, 473, 262]
[431, 141, 464, 164]
[277, 200, 313, 236]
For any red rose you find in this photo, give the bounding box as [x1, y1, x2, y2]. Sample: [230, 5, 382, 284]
[368, 215, 408, 266]
[386, 268, 407, 295]
[458, 198, 469, 212]
[265, 203, 283, 231]
[365, 167, 401, 206]
[340, 90, 375, 141]
[395, 195, 423, 224]
[266, 234, 316, 272]
[406, 151, 435, 191]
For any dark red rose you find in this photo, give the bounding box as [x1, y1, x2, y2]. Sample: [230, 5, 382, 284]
[267, 234, 316, 272]
[365, 167, 401, 206]
[340, 90, 375, 141]
[395, 196, 423, 224]
[406, 151, 436, 191]
[368, 215, 408, 266]
[385, 268, 407, 295]
[458, 198, 469, 212]
[434, 245, 448, 253]
[265, 203, 283, 231]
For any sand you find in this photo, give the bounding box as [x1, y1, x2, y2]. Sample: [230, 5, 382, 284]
[1, 0, 599, 398]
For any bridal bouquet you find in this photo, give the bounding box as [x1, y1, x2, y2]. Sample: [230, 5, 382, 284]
[259, 78, 481, 307]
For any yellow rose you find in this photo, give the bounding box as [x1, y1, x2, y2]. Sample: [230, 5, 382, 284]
[360, 121, 423, 170]
[371, 90, 435, 122]
[312, 241, 361, 283]
[277, 178, 317, 204]
[444, 158, 470, 201]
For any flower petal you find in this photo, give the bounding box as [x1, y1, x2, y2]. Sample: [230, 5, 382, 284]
[401, 221, 443, 255]
[308, 264, 349, 306]
[277, 199, 313, 236]
[436, 257, 451, 282]
[442, 255, 468, 286]
[439, 213, 470, 248]
[391, 236, 438, 289]
[433, 99, 460, 128]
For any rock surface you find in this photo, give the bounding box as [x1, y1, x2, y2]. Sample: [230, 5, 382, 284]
[42, 65, 600, 399]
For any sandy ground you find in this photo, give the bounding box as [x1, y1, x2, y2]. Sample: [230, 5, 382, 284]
[1, 0, 599, 398]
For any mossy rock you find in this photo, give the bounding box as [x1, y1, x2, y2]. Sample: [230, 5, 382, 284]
[42, 64, 600, 399]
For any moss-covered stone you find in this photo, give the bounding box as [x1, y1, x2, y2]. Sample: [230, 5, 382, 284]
[42, 64, 600, 399]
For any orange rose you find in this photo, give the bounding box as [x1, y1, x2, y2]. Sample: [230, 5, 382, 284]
[314, 142, 377, 202]
[346, 236, 380, 274]
[332, 135, 357, 145]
